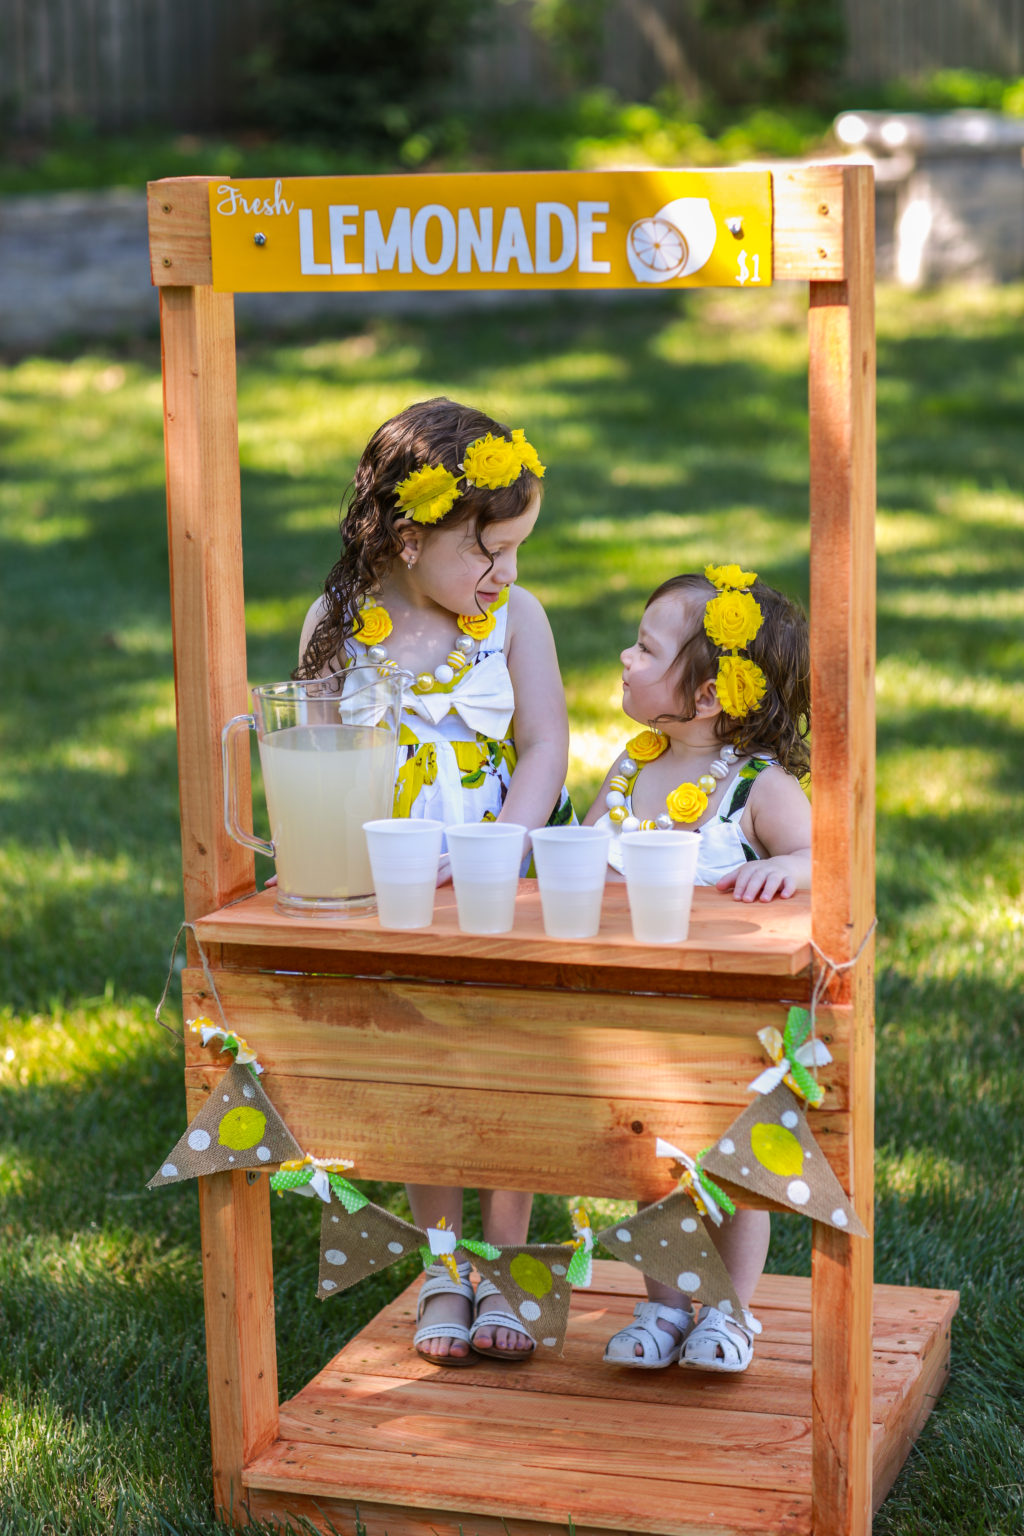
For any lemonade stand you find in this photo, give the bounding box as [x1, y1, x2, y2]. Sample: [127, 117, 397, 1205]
[148, 163, 957, 1536]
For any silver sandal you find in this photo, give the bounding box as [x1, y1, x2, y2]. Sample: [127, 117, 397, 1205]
[413, 1260, 475, 1366]
[678, 1305, 761, 1373]
[603, 1301, 695, 1368]
[469, 1277, 536, 1360]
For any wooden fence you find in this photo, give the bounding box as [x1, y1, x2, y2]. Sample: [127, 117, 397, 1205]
[2, 0, 1022, 136]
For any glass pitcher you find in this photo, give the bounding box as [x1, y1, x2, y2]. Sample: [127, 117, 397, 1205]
[222, 668, 408, 916]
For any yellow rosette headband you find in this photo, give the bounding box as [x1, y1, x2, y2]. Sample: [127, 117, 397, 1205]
[703, 562, 767, 719]
[393, 430, 546, 525]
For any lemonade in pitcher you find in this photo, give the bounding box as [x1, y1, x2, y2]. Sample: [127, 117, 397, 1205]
[259, 724, 394, 901]
[222, 668, 408, 916]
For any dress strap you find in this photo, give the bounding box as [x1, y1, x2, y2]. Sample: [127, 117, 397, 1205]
[718, 756, 776, 824]
[477, 586, 512, 657]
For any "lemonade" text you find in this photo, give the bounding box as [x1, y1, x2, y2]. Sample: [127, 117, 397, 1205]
[297, 202, 612, 277]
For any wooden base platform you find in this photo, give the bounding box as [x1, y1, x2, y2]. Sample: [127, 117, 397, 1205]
[242, 1262, 957, 1536]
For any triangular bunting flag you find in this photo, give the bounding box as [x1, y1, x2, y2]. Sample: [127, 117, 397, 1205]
[318, 1196, 426, 1298]
[596, 1193, 745, 1318]
[473, 1243, 577, 1354]
[701, 1082, 868, 1236]
[148, 1062, 303, 1186]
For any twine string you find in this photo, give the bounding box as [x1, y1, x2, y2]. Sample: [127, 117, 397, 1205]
[803, 917, 878, 1077]
[153, 898, 255, 1044]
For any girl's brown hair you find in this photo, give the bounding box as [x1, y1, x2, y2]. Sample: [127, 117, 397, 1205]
[296, 397, 543, 679]
[645, 573, 811, 778]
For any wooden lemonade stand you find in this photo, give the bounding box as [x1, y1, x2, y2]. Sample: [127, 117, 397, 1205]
[148, 164, 957, 1536]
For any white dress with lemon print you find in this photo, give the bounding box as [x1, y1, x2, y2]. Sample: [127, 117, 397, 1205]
[595, 753, 775, 883]
[353, 588, 574, 831]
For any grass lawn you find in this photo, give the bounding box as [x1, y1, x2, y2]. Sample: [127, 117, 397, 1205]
[1, 282, 1022, 1535]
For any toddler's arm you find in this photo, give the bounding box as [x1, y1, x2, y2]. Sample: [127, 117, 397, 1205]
[719, 765, 810, 902]
[502, 586, 570, 831]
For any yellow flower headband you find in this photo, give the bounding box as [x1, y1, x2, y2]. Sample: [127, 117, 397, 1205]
[393, 429, 545, 525]
[703, 562, 767, 718]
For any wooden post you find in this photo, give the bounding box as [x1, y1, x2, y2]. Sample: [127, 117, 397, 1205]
[158, 274, 279, 1516]
[807, 164, 877, 1535]
[199, 1171, 279, 1520]
[159, 282, 254, 921]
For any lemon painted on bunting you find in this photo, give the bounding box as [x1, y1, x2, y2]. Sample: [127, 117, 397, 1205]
[750, 1121, 804, 1177]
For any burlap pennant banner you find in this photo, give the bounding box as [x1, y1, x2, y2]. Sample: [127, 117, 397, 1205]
[596, 1192, 745, 1317]
[701, 1081, 867, 1236]
[318, 1196, 427, 1298]
[473, 1243, 579, 1354]
[148, 1062, 303, 1186]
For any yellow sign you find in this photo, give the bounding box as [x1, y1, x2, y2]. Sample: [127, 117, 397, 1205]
[209, 170, 772, 293]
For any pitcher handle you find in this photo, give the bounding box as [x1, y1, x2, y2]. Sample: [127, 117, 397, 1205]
[221, 714, 275, 859]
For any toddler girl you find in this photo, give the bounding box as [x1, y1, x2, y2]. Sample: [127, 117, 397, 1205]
[296, 397, 570, 1367]
[584, 563, 810, 1370]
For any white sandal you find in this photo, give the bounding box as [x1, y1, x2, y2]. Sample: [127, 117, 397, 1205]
[678, 1305, 761, 1373]
[469, 1277, 536, 1360]
[414, 1261, 475, 1366]
[603, 1302, 695, 1369]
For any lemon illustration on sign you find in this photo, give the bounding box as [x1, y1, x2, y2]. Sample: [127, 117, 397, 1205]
[509, 1252, 553, 1298]
[751, 1121, 804, 1177]
[218, 1106, 267, 1150]
[625, 197, 718, 284]
[627, 217, 689, 282]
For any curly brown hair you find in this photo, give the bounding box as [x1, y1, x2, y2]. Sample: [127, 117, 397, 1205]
[295, 397, 544, 679]
[644, 573, 811, 778]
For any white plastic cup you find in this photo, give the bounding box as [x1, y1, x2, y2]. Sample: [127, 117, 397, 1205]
[445, 822, 527, 935]
[531, 826, 611, 939]
[620, 829, 701, 945]
[362, 818, 444, 930]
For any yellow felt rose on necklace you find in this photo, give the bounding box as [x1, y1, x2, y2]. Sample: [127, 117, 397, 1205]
[394, 463, 463, 524]
[462, 432, 523, 489]
[626, 728, 669, 762]
[457, 608, 497, 640]
[704, 588, 763, 651]
[353, 602, 393, 646]
[666, 781, 708, 823]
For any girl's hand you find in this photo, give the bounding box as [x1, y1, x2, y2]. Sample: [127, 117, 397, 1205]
[264, 874, 278, 888]
[717, 856, 806, 902]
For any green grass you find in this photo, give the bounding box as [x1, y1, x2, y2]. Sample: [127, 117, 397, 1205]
[2, 282, 1023, 1534]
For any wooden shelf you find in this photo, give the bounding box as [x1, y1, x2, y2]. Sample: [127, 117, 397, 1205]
[193, 884, 812, 1000]
[240, 1262, 959, 1536]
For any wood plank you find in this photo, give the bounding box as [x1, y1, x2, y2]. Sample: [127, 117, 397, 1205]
[198, 1170, 279, 1521]
[242, 1440, 814, 1535]
[159, 283, 252, 922]
[180, 967, 851, 1110]
[333, 1286, 941, 1380]
[807, 161, 877, 1536]
[872, 1317, 953, 1510]
[772, 166, 847, 283]
[148, 176, 215, 285]
[192, 883, 813, 985]
[276, 1385, 813, 1489]
[243, 1489, 643, 1536]
[182, 1070, 851, 1196]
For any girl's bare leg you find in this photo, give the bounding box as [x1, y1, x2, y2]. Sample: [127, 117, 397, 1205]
[405, 1184, 468, 1361]
[472, 1188, 534, 1356]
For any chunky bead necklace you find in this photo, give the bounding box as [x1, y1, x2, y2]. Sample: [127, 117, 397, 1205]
[605, 731, 740, 830]
[353, 597, 495, 694]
